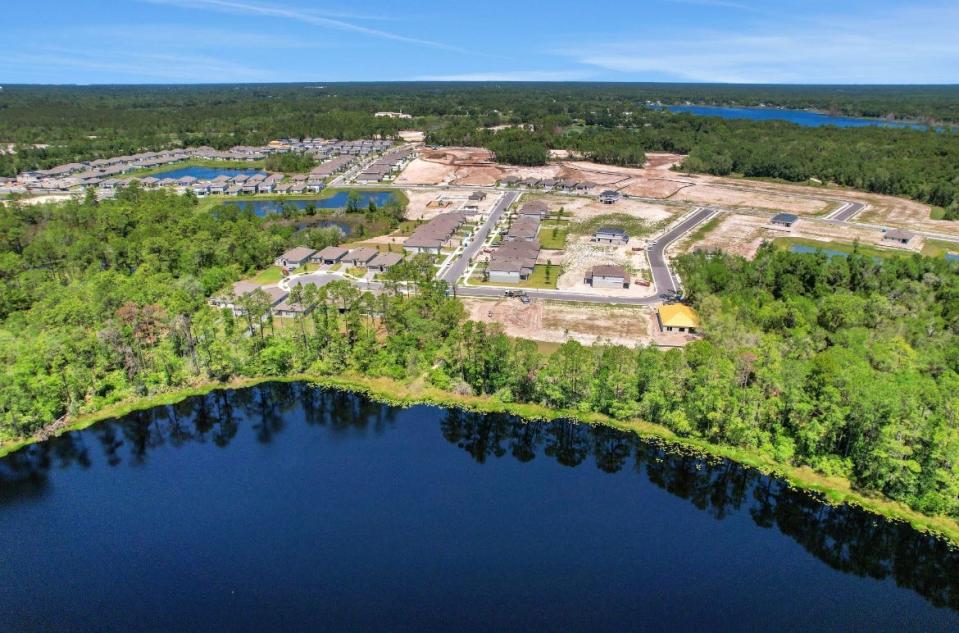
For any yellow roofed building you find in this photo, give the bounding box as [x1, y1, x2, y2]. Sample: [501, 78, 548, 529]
[657, 304, 700, 334]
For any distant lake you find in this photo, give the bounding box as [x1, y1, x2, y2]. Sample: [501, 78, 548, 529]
[660, 104, 929, 129]
[793, 243, 959, 262]
[150, 166, 267, 180]
[227, 191, 396, 217]
[1, 383, 957, 631]
[790, 244, 852, 258]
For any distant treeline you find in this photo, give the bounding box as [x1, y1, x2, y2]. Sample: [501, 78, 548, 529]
[2, 83, 959, 209]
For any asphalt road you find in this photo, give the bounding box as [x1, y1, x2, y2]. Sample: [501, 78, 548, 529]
[453, 205, 719, 305]
[440, 190, 518, 284]
[647, 207, 718, 295]
[828, 202, 866, 222]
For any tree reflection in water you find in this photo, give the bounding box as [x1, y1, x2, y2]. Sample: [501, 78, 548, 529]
[1, 383, 957, 610]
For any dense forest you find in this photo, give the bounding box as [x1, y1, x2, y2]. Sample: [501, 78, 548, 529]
[2, 190, 959, 524]
[3, 83, 957, 211]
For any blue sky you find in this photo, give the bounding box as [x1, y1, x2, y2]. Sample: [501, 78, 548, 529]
[2, 0, 958, 84]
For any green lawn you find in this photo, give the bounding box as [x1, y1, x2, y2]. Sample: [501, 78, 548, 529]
[922, 239, 959, 259]
[685, 215, 722, 243]
[569, 213, 656, 238]
[346, 266, 368, 277]
[539, 223, 569, 250]
[251, 266, 284, 285]
[474, 264, 560, 289]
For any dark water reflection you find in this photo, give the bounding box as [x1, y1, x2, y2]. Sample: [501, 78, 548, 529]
[2, 383, 958, 632]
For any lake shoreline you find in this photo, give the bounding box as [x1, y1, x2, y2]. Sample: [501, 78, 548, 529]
[3, 372, 959, 546]
[656, 102, 947, 128]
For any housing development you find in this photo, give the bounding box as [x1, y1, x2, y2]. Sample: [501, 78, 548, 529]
[8, 129, 959, 352]
[4, 0, 959, 622]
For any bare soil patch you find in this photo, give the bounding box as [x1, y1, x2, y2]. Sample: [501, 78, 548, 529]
[462, 298, 653, 347]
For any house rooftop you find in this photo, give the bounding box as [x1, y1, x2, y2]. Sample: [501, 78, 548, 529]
[590, 264, 627, 279]
[595, 226, 628, 237]
[280, 246, 317, 262]
[885, 229, 916, 241]
[315, 245, 349, 260]
[658, 304, 700, 329]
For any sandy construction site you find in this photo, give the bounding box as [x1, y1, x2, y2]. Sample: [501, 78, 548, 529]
[462, 298, 654, 347]
[678, 213, 925, 259]
[553, 238, 658, 299]
[523, 192, 679, 223]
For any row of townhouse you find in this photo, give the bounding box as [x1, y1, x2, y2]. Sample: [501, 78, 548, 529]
[16, 138, 397, 192]
[356, 148, 415, 183]
[275, 245, 404, 272]
[402, 212, 469, 255]
[497, 176, 599, 193]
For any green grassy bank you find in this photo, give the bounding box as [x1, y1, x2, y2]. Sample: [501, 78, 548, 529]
[2, 372, 958, 547]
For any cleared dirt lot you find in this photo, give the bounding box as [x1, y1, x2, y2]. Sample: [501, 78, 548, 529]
[393, 151, 951, 242]
[680, 213, 925, 259]
[674, 184, 830, 214]
[403, 188, 495, 221]
[462, 298, 653, 347]
[554, 237, 657, 299]
[521, 192, 679, 223]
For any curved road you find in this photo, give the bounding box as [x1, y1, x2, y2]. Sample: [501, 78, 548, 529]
[453, 205, 719, 305]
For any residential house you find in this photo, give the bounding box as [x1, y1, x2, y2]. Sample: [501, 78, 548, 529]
[344, 247, 379, 267]
[212, 281, 288, 317]
[883, 229, 915, 245]
[312, 246, 349, 265]
[488, 239, 540, 283]
[599, 190, 621, 204]
[771, 213, 799, 228]
[275, 246, 317, 270]
[274, 297, 313, 318]
[403, 212, 468, 255]
[368, 252, 404, 272]
[585, 265, 629, 289]
[657, 304, 700, 334]
[517, 199, 549, 219]
[593, 226, 629, 245]
[507, 216, 541, 241]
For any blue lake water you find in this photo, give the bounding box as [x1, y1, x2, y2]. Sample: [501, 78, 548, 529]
[150, 166, 267, 180]
[661, 104, 928, 129]
[1, 383, 958, 632]
[226, 191, 396, 218]
[792, 243, 959, 263]
[790, 244, 853, 258]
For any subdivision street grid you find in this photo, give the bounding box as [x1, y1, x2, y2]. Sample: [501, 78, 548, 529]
[277, 183, 959, 310]
[18, 139, 959, 314]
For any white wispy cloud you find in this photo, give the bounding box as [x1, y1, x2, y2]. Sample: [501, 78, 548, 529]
[563, 2, 959, 83]
[0, 48, 282, 83]
[141, 0, 472, 53]
[416, 70, 595, 82]
[67, 24, 346, 50]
